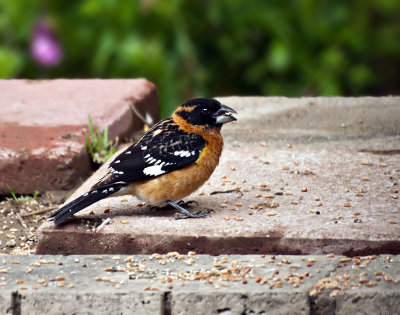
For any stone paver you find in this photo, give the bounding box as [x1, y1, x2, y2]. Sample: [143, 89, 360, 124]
[0, 254, 398, 314]
[0, 79, 158, 194]
[36, 97, 400, 255]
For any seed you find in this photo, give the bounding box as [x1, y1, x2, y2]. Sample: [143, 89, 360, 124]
[103, 208, 110, 213]
[380, 163, 387, 167]
[354, 212, 361, 216]
[301, 187, 307, 192]
[68, 284, 75, 288]
[255, 277, 262, 283]
[255, 194, 262, 198]
[282, 166, 289, 170]
[362, 177, 369, 181]
[120, 198, 128, 202]
[56, 276, 65, 281]
[344, 203, 351, 207]
[392, 195, 398, 199]
[38, 279, 46, 284]
[224, 216, 229, 220]
[326, 254, 335, 258]
[248, 211, 254, 215]
[360, 161, 368, 165]
[265, 194, 274, 198]
[16, 279, 24, 284]
[314, 197, 320, 201]
[95, 277, 102, 281]
[393, 189, 398, 193]
[58, 281, 65, 287]
[50, 277, 56, 282]
[20, 286, 27, 290]
[266, 211, 277, 216]
[12, 260, 20, 264]
[291, 201, 298, 205]
[365, 281, 377, 287]
[260, 183, 267, 187]
[389, 221, 397, 224]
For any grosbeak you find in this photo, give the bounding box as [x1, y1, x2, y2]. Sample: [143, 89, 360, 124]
[49, 98, 237, 225]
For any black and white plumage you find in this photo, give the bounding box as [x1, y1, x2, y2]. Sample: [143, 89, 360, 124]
[48, 98, 237, 225]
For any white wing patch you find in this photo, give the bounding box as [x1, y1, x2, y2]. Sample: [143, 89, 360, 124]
[143, 164, 166, 176]
[173, 150, 191, 157]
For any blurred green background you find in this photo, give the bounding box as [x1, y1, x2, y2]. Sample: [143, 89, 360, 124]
[1, 0, 399, 117]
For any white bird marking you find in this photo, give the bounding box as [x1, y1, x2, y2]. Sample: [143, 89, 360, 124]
[141, 146, 147, 150]
[109, 187, 114, 192]
[114, 160, 120, 164]
[144, 154, 150, 159]
[83, 192, 89, 197]
[92, 190, 97, 194]
[143, 164, 166, 176]
[102, 189, 108, 193]
[173, 150, 191, 157]
[125, 151, 132, 154]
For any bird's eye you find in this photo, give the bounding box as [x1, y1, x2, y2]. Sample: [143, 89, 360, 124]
[202, 108, 210, 114]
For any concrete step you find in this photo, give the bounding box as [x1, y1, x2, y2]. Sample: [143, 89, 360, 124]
[36, 97, 400, 255]
[0, 254, 399, 314]
[0, 79, 158, 195]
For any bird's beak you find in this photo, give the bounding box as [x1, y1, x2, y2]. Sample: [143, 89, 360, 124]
[214, 104, 237, 124]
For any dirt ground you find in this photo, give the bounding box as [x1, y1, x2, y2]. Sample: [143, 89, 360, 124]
[0, 190, 72, 255]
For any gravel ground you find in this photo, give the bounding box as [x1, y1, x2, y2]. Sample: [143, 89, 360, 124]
[0, 190, 71, 255]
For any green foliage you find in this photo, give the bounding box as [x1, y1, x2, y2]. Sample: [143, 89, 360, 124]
[85, 115, 116, 165]
[6, 185, 39, 203]
[0, 1, 399, 117]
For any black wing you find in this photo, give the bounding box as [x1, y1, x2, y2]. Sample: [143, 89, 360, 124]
[91, 118, 206, 189]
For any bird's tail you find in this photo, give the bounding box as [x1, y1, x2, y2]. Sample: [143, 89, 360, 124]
[48, 185, 123, 225]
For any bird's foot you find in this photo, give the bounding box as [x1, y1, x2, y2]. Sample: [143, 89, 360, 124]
[165, 200, 214, 220]
[173, 209, 215, 220]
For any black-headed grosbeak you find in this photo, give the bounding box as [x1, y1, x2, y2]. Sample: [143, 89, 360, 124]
[49, 98, 237, 225]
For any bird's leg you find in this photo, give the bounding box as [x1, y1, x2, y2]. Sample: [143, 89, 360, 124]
[150, 199, 198, 211]
[166, 200, 214, 220]
[177, 200, 199, 208]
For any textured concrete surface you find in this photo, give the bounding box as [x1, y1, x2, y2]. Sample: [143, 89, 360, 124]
[220, 96, 400, 151]
[36, 97, 400, 255]
[0, 79, 159, 194]
[0, 254, 398, 314]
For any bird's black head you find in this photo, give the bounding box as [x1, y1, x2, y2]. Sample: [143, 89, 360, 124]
[174, 98, 237, 130]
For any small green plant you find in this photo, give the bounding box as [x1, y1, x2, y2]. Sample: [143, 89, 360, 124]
[85, 115, 117, 164]
[6, 185, 39, 203]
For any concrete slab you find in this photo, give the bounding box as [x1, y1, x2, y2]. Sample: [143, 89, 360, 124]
[0, 254, 398, 314]
[0, 79, 158, 195]
[36, 96, 400, 255]
[219, 96, 400, 151]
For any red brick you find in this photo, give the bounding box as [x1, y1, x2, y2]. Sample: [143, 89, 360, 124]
[0, 79, 158, 194]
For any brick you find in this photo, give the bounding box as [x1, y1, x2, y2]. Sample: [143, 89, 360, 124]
[36, 97, 400, 255]
[0, 79, 158, 194]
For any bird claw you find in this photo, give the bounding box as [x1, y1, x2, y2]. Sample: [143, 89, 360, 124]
[172, 208, 214, 220]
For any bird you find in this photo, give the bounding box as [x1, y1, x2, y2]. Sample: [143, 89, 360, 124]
[49, 98, 237, 225]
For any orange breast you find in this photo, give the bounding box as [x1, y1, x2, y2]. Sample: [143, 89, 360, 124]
[127, 132, 223, 204]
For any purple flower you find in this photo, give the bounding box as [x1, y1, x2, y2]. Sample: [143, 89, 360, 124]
[30, 21, 63, 68]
